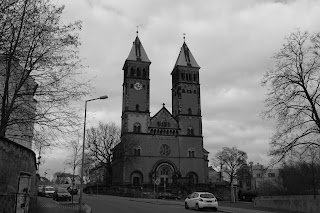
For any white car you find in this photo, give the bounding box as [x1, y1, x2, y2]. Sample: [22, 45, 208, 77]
[42, 186, 55, 198]
[185, 192, 218, 211]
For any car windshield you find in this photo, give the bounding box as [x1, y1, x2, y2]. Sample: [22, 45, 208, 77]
[200, 193, 215, 198]
[58, 188, 69, 193]
[45, 187, 54, 191]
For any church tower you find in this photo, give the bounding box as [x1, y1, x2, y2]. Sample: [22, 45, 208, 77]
[171, 41, 202, 136]
[121, 36, 151, 134]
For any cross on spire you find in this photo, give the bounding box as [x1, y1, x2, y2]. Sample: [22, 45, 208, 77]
[183, 33, 186, 42]
[136, 25, 139, 36]
[162, 103, 165, 107]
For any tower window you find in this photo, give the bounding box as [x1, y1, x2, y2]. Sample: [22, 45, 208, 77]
[182, 89, 185, 93]
[188, 148, 195, 157]
[194, 90, 196, 94]
[187, 126, 194, 135]
[130, 68, 134, 76]
[134, 123, 141, 133]
[188, 108, 192, 115]
[143, 69, 146, 78]
[136, 104, 140, 111]
[130, 84, 133, 89]
[137, 68, 141, 77]
[143, 85, 145, 89]
[194, 74, 197, 81]
[134, 147, 141, 156]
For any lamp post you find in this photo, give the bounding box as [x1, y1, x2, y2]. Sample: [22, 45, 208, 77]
[79, 95, 108, 212]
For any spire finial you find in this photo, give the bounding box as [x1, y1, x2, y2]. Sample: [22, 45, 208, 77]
[183, 33, 186, 42]
[162, 103, 165, 107]
[136, 25, 139, 36]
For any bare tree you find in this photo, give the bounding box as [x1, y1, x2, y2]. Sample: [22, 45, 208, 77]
[0, 0, 89, 143]
[86, 122, 121, 184]
[262, 29, 320, 162]
[213, 147, 248, 187]
[64, 134, 82, 187]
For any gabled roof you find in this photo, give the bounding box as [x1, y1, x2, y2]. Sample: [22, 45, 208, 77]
[174, 42, 200, 68]
[126, 36, 151, 63]
[150, 105, 178, 129]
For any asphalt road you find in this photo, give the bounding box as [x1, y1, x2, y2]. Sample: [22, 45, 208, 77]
[31, 194, 292, 213]
[80, 194, 218, 213]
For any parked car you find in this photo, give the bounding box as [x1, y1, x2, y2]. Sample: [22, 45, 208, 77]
[185, 192, 218, 211]
[158, 192, 180, 200]
[38, 185, 44, 196]
[67, 187, 78, 195]
[41, 186, 55, 198]
[53, 188, 71, 201]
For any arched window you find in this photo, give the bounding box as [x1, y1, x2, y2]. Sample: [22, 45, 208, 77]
[188, 148, 195, 158]
[143, 69, 146, 78]
[136, 104, 140, 111]
[188, 108, 192, 115]
[194, 90, 196, 94]
[137, 68, 141, 77]
[133, 123, 141, 133]
[130, 68, 134, 76]
[187, 126, 194, 135]
[134, 146, 141, 156]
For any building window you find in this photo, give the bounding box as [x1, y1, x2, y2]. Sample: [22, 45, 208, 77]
[143, 69, 146, 78]
[182, 89, 185, 93]
[160, 144, 171, 156]
[136, 104, 140, 111]
[194, 90, 196, 94]
[130, 68, 134, 76]
[130, 84, 133, 89]
[187, 126, 194, 135]
[137, 68, 141, 77]
[188, 148, 195, 157]
[133, 123, 141, 133]
[188, 108, 192, 115]
[268, 173, 275, 177]
[134, 147, 141, 156]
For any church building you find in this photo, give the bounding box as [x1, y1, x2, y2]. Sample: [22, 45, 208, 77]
[112, 34, 209, 186]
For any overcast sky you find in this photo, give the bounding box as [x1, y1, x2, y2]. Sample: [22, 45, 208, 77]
[40, 0, 320, 179]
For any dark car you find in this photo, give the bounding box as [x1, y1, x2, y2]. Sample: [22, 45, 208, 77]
[67, 187, 78, 195]
[158, 192, 180, 200]
[53, 188, 71, 201]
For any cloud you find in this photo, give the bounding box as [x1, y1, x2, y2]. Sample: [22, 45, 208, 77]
[38, 0, 320, 175]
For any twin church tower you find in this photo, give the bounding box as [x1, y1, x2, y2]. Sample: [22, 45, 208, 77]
[112, 34, 209, 186]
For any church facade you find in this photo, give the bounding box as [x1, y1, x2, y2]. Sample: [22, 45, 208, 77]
[112, 35, 209, 186]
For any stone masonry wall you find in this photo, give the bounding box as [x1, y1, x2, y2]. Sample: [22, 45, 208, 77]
[0, 136, 37, 212]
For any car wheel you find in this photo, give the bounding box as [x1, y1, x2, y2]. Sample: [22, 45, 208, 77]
[185, 202, 189, 209]
[195, 203, 201, 211]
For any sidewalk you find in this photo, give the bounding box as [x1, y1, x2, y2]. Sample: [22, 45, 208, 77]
[28, 196, 91, 213]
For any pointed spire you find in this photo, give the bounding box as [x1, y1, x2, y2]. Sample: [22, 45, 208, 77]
[174, 41, 200, 68]
[126, 30, 150, 63]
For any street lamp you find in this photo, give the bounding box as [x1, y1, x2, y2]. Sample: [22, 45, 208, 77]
[79, 95, 108, 212]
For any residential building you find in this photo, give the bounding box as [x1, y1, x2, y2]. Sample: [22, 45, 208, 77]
[0, 54, 37, 149]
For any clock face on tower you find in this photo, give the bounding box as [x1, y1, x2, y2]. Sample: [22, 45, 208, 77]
[134, 82, 143, 90]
